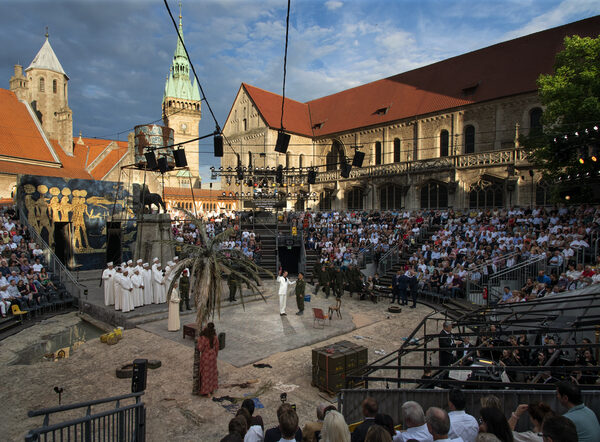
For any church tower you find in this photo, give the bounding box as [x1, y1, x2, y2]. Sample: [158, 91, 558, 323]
[162, 4, 202, 188]
[11, 30, 73, 154]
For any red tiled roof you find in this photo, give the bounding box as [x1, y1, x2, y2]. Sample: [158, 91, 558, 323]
[80, 137, 128, 167]
[164, 187, 224, 198]
[243, 15, 600, 137]
[242, 83, 313, 137]
[0, 89, 60, 163]
[49, 139, 93, 179]
[90, 145, 128, 180]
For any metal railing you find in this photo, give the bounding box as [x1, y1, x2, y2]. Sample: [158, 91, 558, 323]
[19, 210, 88, 305]
[25, 392, 145, 442]
[377, 244, 401, 275]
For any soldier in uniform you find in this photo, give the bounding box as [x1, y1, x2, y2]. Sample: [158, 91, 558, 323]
[227, 272, 239, 302]
[318, 265, 330, 298]
[333, 266, 345, 299]
[179, 269, 191, 311]
[311, 260, 321, 284]
[295, 272, 306, 315]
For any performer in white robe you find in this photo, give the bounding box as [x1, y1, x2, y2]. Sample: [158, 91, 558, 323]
[102, 262, 115, 306]
[167, 282, 181, 331]
[153, 263, 166, 304]
[113, 267, 123, 311]
[131, 269, 144, 307]
[119, 269, 134, 313]
[135, 259, 144, 277]
[142, 263, 153, 305]
[276, 270, 296, 315]
[151, 257, 159, 273]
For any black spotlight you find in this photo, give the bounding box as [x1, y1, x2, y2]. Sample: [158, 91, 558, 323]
[157, 156, 169, 174]
[352, 151, 365, 168]
[307, 169, 317, 184]
[144, 151, 158, 170]
[237, 167, 244, 181]
[341, 161, 352, 178]
[275, 131, 290, 153]
[214, 133, 224, 157]
[276, 165, 284, 184]
[174, 149, 187, 167]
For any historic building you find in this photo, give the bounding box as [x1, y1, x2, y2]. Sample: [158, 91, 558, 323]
[221, 16, 600, 211]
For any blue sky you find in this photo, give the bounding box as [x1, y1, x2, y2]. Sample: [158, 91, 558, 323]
[1, 0, 599, 183]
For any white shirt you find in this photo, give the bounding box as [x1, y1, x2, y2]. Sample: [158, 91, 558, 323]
[277, 275, 295, 295]
[244, 425, 264, 442]
[448, 410, 478, 442]
[393, 423, 433, 442]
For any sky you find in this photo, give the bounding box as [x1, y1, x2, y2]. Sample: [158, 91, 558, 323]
[1, 0, 599, 183]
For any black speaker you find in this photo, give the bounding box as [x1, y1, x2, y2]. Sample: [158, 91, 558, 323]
[352, 151, 365, 168]
[276, 165, 284, 184]
[275, 131, 290, 153]
[157, 157, 169, 174]
[307, 170, 317, 184]
[214, 134, 223, 157]
[144, 152, 158, 170]
[341, 162, 352, 178]
[173, 149, 187, 167]
[131, 359, 148, 393]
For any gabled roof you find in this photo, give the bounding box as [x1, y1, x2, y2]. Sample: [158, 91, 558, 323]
[26, 36, 68, 79]
[89, 142, 128, 180]
[242, 83, 313, 137]
[240, 15, 600, 138]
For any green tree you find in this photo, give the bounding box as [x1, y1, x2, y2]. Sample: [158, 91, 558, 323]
[526, 35, 600, 180]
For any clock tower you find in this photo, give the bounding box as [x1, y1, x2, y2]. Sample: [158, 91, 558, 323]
[162, 4, 202, 187]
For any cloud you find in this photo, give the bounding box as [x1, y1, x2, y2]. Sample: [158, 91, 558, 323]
[325, 1, 343, 11]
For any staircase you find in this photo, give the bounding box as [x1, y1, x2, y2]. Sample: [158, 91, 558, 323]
[241, 221, 278, 278]
[305, 248, 320, 282]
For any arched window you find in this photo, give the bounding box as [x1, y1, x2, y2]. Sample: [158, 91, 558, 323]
[285, 152, 291, 169]
[420, 182, 448, 209]
[346, 187, 364, 210]
[248, 152, 253, 168]
[464, 125, 475, 154]
[299, 154, 304, 169]
[536, 180, 550, 206]
[380, 184, 403, 210]
[469, 179, 504, 208]
[375, 141, 382, 165]
[440, 130, 449, 157]
[52, 79, 57, 94]
[39, 77, 45, 92]
[393, 138, 401, 163]
[243, 118, 247, 131]
[326, 141, 344, 171]
[530, 107, 543, 135]
[319, 192, 332, 210]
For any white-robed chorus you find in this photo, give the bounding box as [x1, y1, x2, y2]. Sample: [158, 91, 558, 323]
[119, 269, 134, 313]
[153, 264, 166, 304]
[151, 257, 159, 273]
[276, 271, 296, 315]
[102, 262, 115, 306]
[168, 283, 181, 331]
[142, 263, 153, 305]
[113, 267, 123, 310]
[131, 269, 144, 307]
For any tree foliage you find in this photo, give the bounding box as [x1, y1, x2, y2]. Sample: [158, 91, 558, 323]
[526, 34, 600, 178]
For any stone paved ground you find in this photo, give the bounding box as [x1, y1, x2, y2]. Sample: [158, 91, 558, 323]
[1, 283, 437, 442]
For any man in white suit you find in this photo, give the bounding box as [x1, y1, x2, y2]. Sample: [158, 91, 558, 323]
[276, 270, 295, 316]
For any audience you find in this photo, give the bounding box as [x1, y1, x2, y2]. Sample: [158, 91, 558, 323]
[507, 402, 554, 442]
[556, 381, 600, 442]
[478, 408, 514, 442]
[540, 416, 578, 442]
[448, 388, 479, 442]
[351, 397, 378, 442]
[395, 401, 432, 442]
[425, 407, 453, 441]
[321, 410, 351, 442]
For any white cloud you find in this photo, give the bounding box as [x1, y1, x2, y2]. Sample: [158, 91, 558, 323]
[325, 1, 343, 11]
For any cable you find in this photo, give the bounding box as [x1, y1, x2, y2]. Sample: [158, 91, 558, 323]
[280, 0, 291, 131]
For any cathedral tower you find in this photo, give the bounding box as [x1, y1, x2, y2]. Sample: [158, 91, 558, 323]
[162, 5, 202, 188]
[11, 31, 73, 154]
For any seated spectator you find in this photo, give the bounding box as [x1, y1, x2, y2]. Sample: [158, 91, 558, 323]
[448, 388, 478, 442]
[321, 410, 350, 442]
[478, 407, 514, 442]
[540, 416, 577, 442]
[222, 415, 248, 442]
[556, 380, 600, 442]
[364, 425, 392, 442]
[374, 414, 395, 440]
[264, 403, 302, 442]
[351, 397, 378, 442]
[480, 395, 502, 410]
[507, 402, 554, 442]
[302, 403, 327, 442]
[395, 401, 432, 442]
[425, 407, 453, 442]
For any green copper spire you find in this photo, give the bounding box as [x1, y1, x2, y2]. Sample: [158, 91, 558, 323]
[163, 2, 200, 102]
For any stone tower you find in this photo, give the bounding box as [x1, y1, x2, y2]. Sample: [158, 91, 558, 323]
[162, 5, 202, 188]
[10, 31, 73, 154]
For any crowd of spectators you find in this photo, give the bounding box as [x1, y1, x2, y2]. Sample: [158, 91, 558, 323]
[0, 207, 62, 318]
[220, 383, 598, 442]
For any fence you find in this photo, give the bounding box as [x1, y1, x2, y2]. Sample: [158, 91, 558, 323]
[339, 389, 600, 431]
[24, 392, 145, 442]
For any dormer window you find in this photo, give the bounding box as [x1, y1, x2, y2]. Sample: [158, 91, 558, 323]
[374, 106, 389, 116]
[462, 81, 480, 96]
[313, 122, 325, 130]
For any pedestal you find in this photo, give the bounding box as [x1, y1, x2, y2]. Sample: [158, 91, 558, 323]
[135, 213, 174, 265]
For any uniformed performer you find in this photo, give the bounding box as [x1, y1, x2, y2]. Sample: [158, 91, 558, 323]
[295, 272, 306, 315]
[317, 265, 330, 298]
[179, 268, 191, 311]
[333, 266, 344, 299]
[227, 272, 238, 302]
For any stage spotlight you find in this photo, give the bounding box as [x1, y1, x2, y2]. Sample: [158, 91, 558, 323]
[341, 161, 352, 178]
[144, 151, 158, 170]
[174, 148, 187, 167]
[236, 167, 244, 181]
[274, 131, 290, 153]
[352, 151, 365, 168]
[308, 169, 317, 184]
[157, 157, 169, 174]
[276, 165, 284, 184]
[214, 133, 224, 157]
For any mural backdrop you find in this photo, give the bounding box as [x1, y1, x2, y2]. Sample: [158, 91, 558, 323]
[16, 175, 139, 270]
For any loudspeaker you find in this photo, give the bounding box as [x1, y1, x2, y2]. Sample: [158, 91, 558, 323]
[275, 131, 290, 153]
[131, 359, 148, 393]
[214, 134, 223, 157]
[307, 170, 317, 184]
[341, 162, 352, 178]
[352, 151, 365, 168]
[144, 152, 158, 170]
[276, 165, 284, 184]
[173, 149, 187, 167]
[157, 157, 169, 174]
